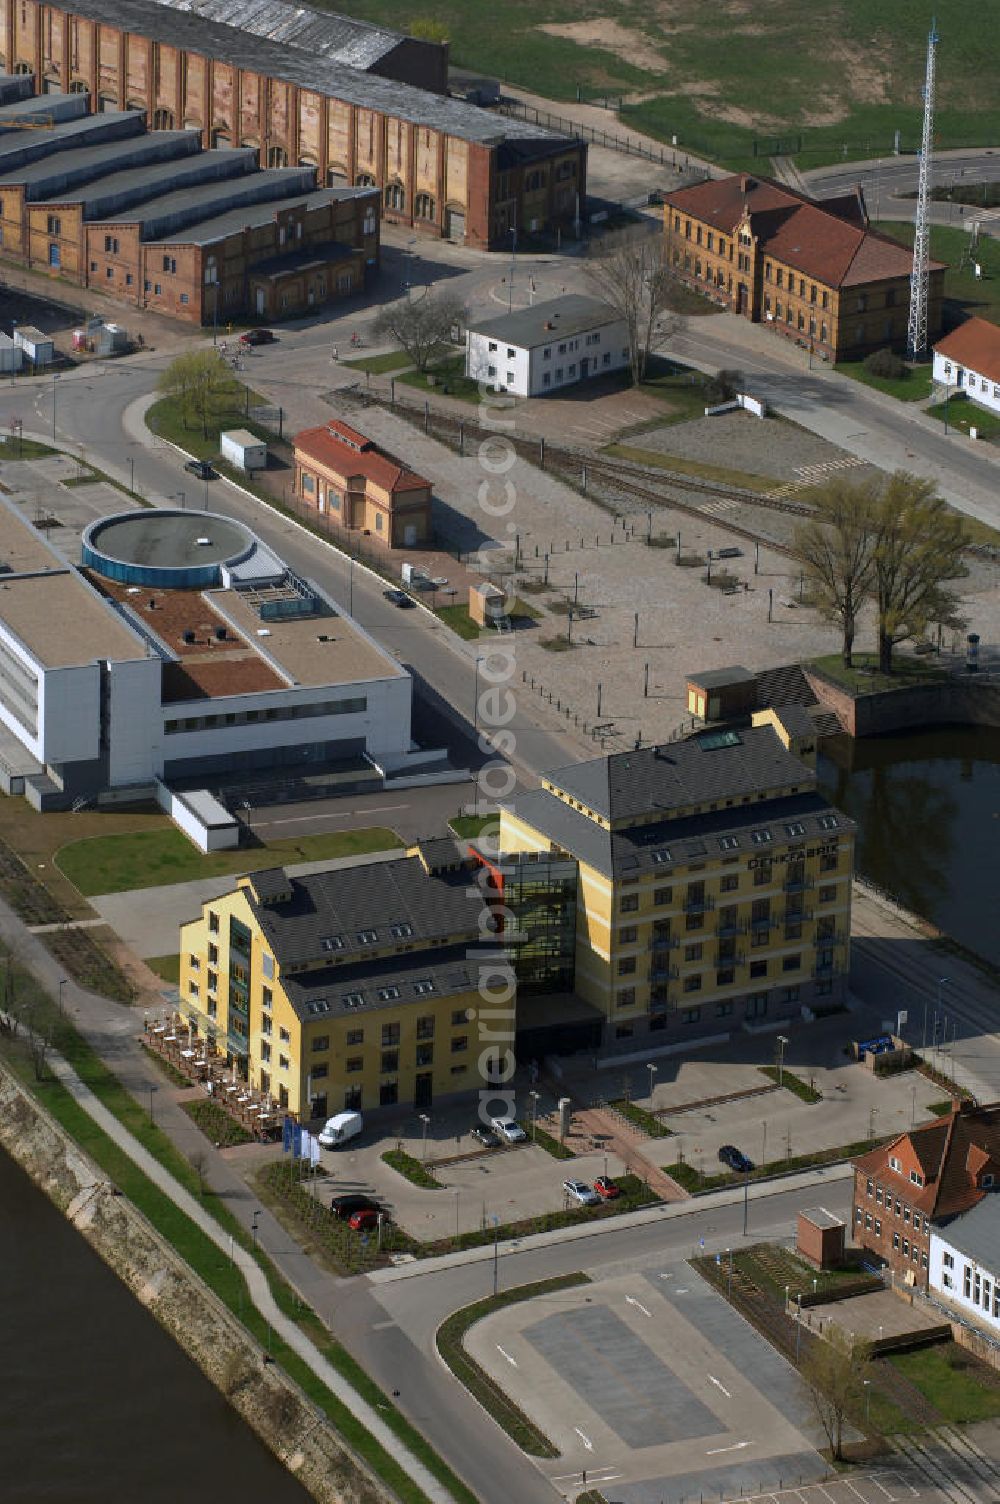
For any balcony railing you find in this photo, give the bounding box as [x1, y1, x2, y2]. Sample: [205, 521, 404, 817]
[650, 962, 680, 981]
[683, 895, 716, 914]
[652, 934, 679, 950]
[716, 918, 748, 938]
[715, 950, 746, 968]
[784, 875, 814, 894]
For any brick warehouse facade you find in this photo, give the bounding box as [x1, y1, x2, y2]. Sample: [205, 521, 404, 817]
[664, 174, 945, 363]
[0, 0, 586, 249]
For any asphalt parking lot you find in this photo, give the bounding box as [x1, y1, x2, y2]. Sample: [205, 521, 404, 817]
[465, 1262, 825, 1504]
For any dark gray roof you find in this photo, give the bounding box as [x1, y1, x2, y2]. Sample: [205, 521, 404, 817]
[281, 941, 490, 1021]
[0, 91, 85, 124]
[937, 1195, 1000, 1270]
[147, 182, 367, 247]
[92, 166, 312, 240]
[686, 666, 754, 689]
[8, 130, 200, 197]
[45, 0, 576, 147]
[413, 836, 467, 870]
[771, 703, 819, 737]
[243, 853, 488, 969]
[0, 111, 144, 173]
[39, 147, 257, 218]
[248, 239, 355, 279]
[506, 785, 851, 880]
[152, 0, 407, 68]
[545, 724, 816, 823]
[468, 295, 619, 350]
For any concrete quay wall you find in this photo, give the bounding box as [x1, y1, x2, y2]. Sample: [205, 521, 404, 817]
[805, 668, 1000, 738]
[0, 1059, 395, 1504]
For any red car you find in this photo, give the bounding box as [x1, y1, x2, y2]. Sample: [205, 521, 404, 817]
[348, 1208, 379, 1231]
[593, 1175, 620, 1200]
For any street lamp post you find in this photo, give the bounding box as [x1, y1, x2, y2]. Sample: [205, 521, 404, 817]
[742, 1168, 750, 1237]
[419, 1112, 430, 1164]
[51, 372, 59, 441]
[148, 1082, 157, 1123]
[58, 978, 68, 1017]
[863, 1378, 871, 1425]
[251, 1209, 261, 1252]
[507, 225, 517, 312]
[646, 1061, 657, 1106]
[776, 1034, 789, 1088]
[128, 454, 135, 494]
[529, 1089, 540, 1140]
[491, 1213, 500, 1297]
[795, 1291, 803, 1362]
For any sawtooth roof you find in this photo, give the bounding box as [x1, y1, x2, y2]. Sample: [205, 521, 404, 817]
[934, 316, 1000, 386]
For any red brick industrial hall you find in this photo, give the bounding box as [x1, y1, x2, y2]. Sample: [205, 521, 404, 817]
[0, 0, 586, 249]
[663, 173, 944, 363]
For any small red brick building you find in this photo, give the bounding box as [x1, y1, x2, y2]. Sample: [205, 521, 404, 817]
[293, 420, 432, 548]
[852, 1102, 1000, 1289]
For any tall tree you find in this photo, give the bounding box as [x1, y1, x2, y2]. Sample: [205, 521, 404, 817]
[583, 230, 680, 385]
[372, 288, 468, 373]
[871, 472, 968, 674]
[158, 350, 241, 437]
[794, 476, 880, 667]
[802, 1328, 871, 1462]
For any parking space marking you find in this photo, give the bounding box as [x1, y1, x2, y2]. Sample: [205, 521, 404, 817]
[625, 1295, 652, 1317]
[706, 1440, 749, 1455]
[725, 1475, 916, 1504]
[708, 1374, 733, 1399]
[574, 1427, 594, 1451]
[495, 1345, 517, 1368]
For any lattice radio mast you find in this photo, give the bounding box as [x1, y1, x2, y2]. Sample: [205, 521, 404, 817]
[907, 19, 938, 360]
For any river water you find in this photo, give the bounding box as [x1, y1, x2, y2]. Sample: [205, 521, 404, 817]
[0, 1146, 310, 1504]
[819, 723, 1000, 965]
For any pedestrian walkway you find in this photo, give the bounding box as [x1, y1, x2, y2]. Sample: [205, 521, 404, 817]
[570, 1104, 687, 1202]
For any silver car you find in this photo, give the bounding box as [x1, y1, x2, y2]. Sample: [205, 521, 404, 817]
[491, 1116, 527, 1143]
[563, 1178, 600, 1207]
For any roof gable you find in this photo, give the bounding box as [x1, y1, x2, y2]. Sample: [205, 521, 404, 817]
[934, 316, 1000, 386]
[293, 422, 430, 493]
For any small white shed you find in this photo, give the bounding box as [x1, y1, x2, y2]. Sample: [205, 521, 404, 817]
[220, 428, 267, 472]
[0, 332, 22, 374]
[14, 325, 54, 366]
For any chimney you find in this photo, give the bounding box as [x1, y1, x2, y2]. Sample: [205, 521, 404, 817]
[740, 173, 752, 193]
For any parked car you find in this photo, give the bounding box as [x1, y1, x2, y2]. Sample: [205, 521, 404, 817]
[318, 1110, 363, 1148]
[718, 1144, 754, 1174]
[563, 1178, 601, 1207]
[593, 1175, 620, 1200]
[383, 588, 416, 609]
[330, 1193, 379, 1220]
[183, 457, 215, 480]
[348, 1208, 380, 1232]
[240, 327, 276, 345]
[471, 1124, 501, 1149]
[491, 1117, 527, 1143]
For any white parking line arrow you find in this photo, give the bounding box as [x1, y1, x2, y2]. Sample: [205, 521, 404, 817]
[707, 1375, 732, 1398]
[495, 1345, 518, 1368]
[574, 1428, 594, 1451]
[625, 1295, 652, 1317]
[706, 1441, 750, 1456]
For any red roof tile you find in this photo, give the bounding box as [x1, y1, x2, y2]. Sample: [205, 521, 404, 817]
[934, 316, 1000, 386]
[853, 1102, 1000, 1223]
[293, 423, 430, 494]
[664, 172, 938, 290]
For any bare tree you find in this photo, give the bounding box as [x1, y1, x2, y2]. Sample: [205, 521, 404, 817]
[872, 472, 968, 674]
[583, 230, 680, 385]
[794, 476, 880, 667]
[372, 288, 468, 374]
[29, 1020, 53, 1081]
[190, 1148, 209, 1196]
[802, 1327, 871, 1461]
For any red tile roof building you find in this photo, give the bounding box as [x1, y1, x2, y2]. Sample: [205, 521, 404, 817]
[663, 174, 945, 363]
[852, 1102, 1000, 1289]
[932, 317, 1000, 413]
[293, 420, 433, 548]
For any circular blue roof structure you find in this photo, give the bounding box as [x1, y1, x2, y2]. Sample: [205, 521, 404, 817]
[82, 509, 256, 590]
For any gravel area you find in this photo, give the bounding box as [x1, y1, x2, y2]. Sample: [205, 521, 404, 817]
[629, 408, 880, 487]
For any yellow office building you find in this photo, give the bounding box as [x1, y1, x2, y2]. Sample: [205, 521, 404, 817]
[499, 713, 853, 1046]
[178, 840, 496, 1120]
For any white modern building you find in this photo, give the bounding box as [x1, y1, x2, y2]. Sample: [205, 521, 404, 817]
[0, 498, 413, 807]
[929, 1196, 1000, 1334]
[465, 294, 629, 397]
[932, 316, 1000, 415]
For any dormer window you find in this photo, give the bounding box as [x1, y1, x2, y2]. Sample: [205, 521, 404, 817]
[357, 929, 378, 944]
[889, 1154, 903, 1173]
[909, 1169, 923, 1186]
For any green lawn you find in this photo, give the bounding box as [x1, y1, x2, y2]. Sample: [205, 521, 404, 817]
[759, 1064, 823, 1103]
[341, 0, 1000, 171]
[448, 814, 499, 841]
[146, 391, 271, 461]
[381, 1148, 443, 1189]
[609, 1099, 673, 1138]
[0, 436, 58, 460]
[146, 953, 181, 984]
[835, 361, 935, 402]
[808, 652, 949, 696]
[878, 221, 1000, 328]
[183, 1097, 254, 1148]
[927, 392, 1000, 439]
[398, 355, 482, 404]
[55, 825, 402, 896]
[342, 349, 414, 374]
[890, 1345, 1000, 1424]
[435, 604, 482, 640]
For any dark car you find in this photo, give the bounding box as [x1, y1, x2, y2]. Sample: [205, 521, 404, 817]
[183, 457, 215, 480]
[240, 327, 276, 345]
[383, 588, 416, 609]
[330, 1193, 380, 1220]
[718, 1144, 754, 1174]
[471, 1124, 501, 1149]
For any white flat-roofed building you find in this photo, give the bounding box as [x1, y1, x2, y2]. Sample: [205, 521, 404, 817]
[465, 294, 629, 398]
[0, 498, 412, 806]
[929, 1196, 1000, 1335]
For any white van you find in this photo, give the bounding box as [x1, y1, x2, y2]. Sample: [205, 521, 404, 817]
[318, 1110, 363, 1148]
